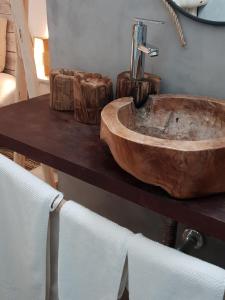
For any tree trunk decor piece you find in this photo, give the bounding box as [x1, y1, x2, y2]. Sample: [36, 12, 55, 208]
[74, 73, 113, 125]
[116, 71, 161, 99]
[50, 69, 83, 111]
[50, 69, 113, 124]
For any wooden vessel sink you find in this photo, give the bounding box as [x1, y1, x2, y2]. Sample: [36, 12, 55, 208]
[100, 95, 225, 199]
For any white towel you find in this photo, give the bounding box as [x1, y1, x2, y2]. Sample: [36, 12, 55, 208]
[0, 154, 63, 300]
[58, 201, 132, 300]
[128, 234, 225, 300]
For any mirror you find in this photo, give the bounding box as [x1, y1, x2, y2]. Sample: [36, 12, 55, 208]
[168, 0, 225, 25]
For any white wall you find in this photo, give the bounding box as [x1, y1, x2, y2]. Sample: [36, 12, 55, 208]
[29, 0, 48, 38]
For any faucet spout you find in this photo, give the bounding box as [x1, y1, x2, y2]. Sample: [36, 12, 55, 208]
[131, 18, 161, 81]
[138, 44, 159, 57]
[130, 17, 163, 108]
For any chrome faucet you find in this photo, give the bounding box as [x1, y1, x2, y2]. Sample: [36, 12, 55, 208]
[131, 18, 164, 107]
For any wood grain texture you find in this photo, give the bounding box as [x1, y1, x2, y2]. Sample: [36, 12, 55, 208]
[10, 0, 38, 98]
[5, 50, 16, 71]
[116, 71, 161, 99]
[10, 0, 55, 186]
[74, 72, 113, 124]
[6, 18, 15, 33]
[101, 95, 225, 199]
[0, 0, 17, 75]
[3, 67, 14, 75]
[50, 69, 113, 124]
[0, 2, 11, 15]
[1, 96, 225, 241]
[15, 46, 27, 101]
[6, 31, 16, 52]
[43, 39, 50, 76]
[50, 69, 82, 111]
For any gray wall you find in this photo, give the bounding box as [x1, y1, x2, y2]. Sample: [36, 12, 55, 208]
[47, 0, 225, 99]
[47, 0, 225, 267]
[199, 0, 225, 22]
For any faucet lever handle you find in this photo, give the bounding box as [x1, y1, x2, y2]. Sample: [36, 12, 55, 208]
[138, 44, 159, 57]
[134, 17, 164, 25]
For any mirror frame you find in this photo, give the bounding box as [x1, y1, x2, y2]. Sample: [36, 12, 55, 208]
[168, 0, 225, 26]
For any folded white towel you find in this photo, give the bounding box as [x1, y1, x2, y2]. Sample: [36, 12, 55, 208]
[58, 201, 132, 300]
[0, 154, 63, 300]
[128, 234, 225, 300]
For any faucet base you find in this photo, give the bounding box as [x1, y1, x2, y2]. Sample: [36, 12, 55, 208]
[116, 71, 161, 106]
[131, 80, 150, 108]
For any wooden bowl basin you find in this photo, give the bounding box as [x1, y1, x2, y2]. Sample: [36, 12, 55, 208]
[100, 94, 225, 199]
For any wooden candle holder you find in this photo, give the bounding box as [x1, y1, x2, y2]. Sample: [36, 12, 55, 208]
[50, 69, 84, 111]
[116, 71, 161, 99]
[73, 73, 113, 125]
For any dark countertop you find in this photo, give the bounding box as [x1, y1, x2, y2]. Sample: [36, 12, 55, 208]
[0, 94, 225, 241]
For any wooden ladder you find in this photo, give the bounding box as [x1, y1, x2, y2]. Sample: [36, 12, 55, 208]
[10, 0, 56, 187]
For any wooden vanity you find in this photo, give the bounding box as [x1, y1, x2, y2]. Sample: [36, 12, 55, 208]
[0, 94, 225, 242]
